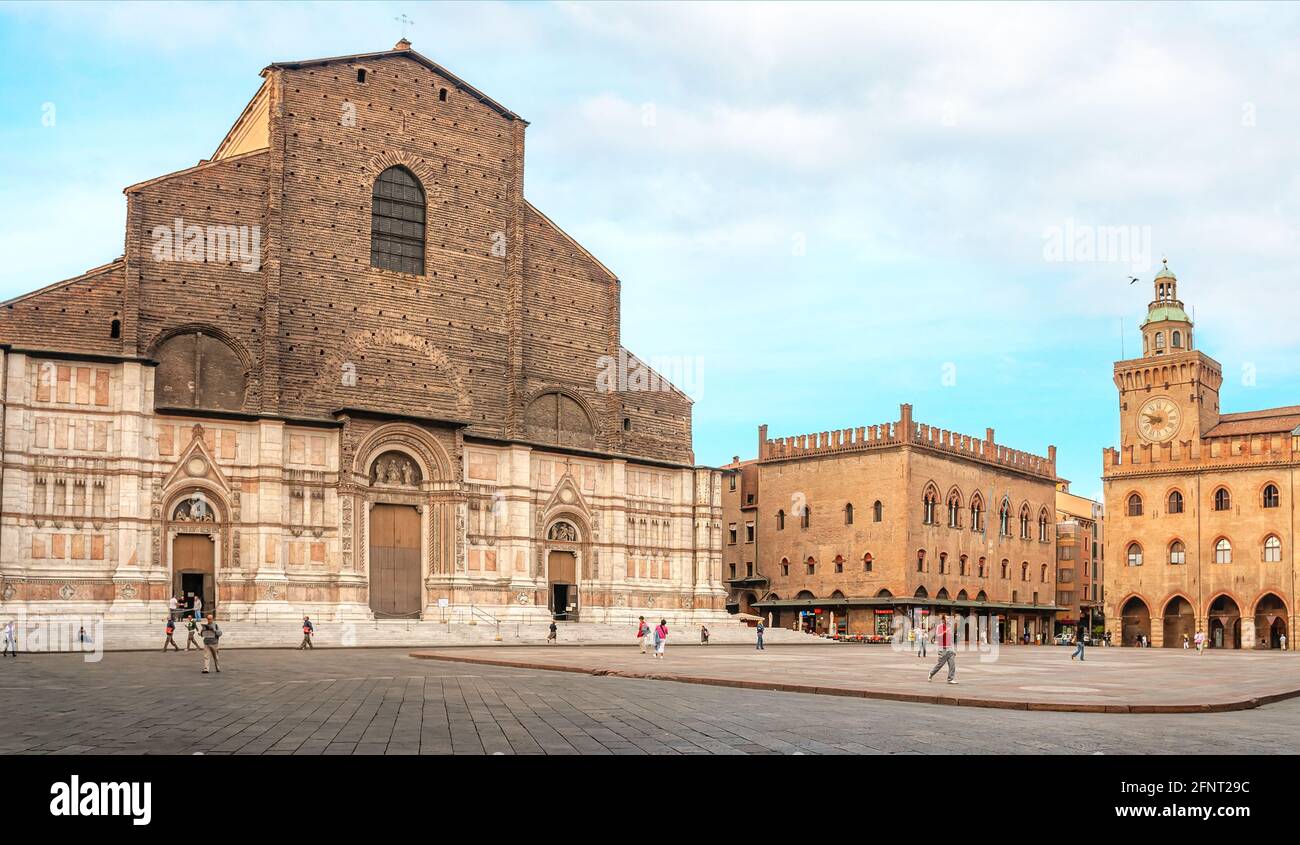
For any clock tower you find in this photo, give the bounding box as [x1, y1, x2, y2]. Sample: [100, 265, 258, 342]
[1113, 260, 1222, 451]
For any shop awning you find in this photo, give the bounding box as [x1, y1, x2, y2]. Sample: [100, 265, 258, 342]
[752, 596, 1056, 614]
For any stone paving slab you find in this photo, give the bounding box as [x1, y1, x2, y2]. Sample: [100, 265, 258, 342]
[410, 643, 1300, 713]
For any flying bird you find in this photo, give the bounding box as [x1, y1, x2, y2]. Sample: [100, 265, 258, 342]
[1128, 276, 1139, 284]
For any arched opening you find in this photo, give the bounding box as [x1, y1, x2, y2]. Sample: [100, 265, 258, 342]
[546, 520, 582, 620]
[975, 590, 988, 602]
[873, 500, 883, 522]
[168, 490, 221, 618]
[1254, 594, 1288, 649]
[914, 586, 929, 599]
[1207, 595, 1241, 649]
[936, 588, 950, 601]
[154, 329, 247, 411]
[524, 390, 597, 449]
[875, 589, 892, 598]
[1127, 493, 1143, 517]
[1121, 596, 1151, 647]
[371, 165, 426, 275]
[1167, 490, 1184, 514]
[1161, 596, 1195, 648]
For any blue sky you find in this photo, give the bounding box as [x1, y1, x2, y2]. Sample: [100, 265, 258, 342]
[3, 1, 1300, 499]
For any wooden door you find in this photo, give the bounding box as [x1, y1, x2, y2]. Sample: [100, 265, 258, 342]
[173, 533, 215, 612]
[369, 504, 422, 618]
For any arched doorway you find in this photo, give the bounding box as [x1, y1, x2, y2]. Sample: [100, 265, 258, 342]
[167, 489, 222, 618]
[1121, 597, 1151, 647]
[545, 520, 582, 620]
[1207, 595, 1241, 649]
[1254, 594, 1288, 649]
[1161, 596, 1195, 648]
[366, 449, 428, 619]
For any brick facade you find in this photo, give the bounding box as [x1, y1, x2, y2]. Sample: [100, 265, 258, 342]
[723, 404, 1060, 643]
[1103, 263, 1297, 648]
[0, 42, 725, 625]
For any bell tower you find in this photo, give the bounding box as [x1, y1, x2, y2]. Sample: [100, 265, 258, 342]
[1113, 260, 1221, 451]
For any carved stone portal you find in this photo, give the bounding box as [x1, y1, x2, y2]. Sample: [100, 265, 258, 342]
[172, 494, 215, 523]
[547, 521, 578, 543]
[369, 451, 422, 488]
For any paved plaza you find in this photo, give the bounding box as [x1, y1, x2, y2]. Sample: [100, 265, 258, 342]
[413, 642, 1300, 712]
[1, 646, 1300, 755]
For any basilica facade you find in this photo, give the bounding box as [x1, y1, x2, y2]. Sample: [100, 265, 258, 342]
[0, 41, 726, 625]
[1103, 262, 1297, 648]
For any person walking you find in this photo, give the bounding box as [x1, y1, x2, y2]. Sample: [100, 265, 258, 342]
[199, 614, 221, 674]
[1070, 634, 1085, 662]
[2, 621, 15, 657]
[184, 616, 201, 651]
[653, 619, 668, 659]
[637, 616, 650, 653]
[927, 615, 958, 684]
[1104, 630, 1112, 647]
[755, 620, 766, 650]
[916, 625, 928, 658]
[1281, 633, 1288, 652]
[191, 593, 203, 621]
[547, 621, 557, 644]
[1182, 633, 1190, 650]
[700, 624, 710, 645]
[300, 616, 315, 650]
[162, 616, 180, 652]
[1194, 629, 1206, 655]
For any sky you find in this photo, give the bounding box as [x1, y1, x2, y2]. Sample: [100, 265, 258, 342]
[3, 1, 1300, 500]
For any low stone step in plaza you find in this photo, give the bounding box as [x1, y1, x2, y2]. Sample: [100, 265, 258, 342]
[410, 642, 1300, 713]
[41, 617, 823, 652]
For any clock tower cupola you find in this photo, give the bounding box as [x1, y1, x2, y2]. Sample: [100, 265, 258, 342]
[1113, 259, 1221, 449]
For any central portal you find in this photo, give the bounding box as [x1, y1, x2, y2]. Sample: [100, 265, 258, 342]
[172, 533, 215, 617]
[548, 550, 578, 621]
[369, 504, 422, 618]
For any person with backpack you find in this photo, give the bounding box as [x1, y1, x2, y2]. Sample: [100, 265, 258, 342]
[199, 614, 222, 673]
[185, 616, 201, 651]
[300, 616, 314, 650]
[637, 616, 650, 654]
[162, 616, 180, 652]
[547, 621, 557, 644]
[755, 620, 765, 650]
[653, 619, 668, 659]
[927, 614, 958, 684]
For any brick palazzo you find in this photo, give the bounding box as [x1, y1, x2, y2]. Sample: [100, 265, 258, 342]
[1103, 261, 1298, 648]
[722, 404, 1061, 643]
[0, 41, 726, 625]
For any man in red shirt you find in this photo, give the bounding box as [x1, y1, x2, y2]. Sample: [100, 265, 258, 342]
[927, 615, 958, 684]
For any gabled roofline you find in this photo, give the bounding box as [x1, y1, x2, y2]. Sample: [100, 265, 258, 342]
[525, 200, 619, 282]
[212, 78, 270, 160]
[122, 147, 270, 194]
[0, 258, 124, 308]
[264, 46, 527, 125]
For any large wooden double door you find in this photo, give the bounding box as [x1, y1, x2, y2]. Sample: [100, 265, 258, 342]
[369, 504, 422, 618]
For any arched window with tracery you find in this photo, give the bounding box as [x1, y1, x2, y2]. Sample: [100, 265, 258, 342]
[1168, 540, 1185, 565]
[371, 166, 426, 275]
[1019, 505, 1031, 539]
[923, 486, 938, 525]
[1167, 490, 1184, 514]
[1127, 493, 1143, 517]
[1127, 543, 1143, 566]
[969, 495, 983, 533]
[1038, 508, 1050, 542]
[999, 500, 1011, 537]
[1264, 535, 1281, 563]
[947, 490, 962, 528]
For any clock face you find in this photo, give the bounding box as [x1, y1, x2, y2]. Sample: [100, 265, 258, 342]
[1138, 397, 1182, 443]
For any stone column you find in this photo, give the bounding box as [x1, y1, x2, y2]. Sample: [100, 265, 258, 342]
[1240, 616, 1257, 649]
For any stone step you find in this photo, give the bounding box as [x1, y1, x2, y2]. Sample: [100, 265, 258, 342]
[54, 620, 828, 652]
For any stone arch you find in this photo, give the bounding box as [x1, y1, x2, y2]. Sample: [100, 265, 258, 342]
[975, 590, 988, 602]
[162, 481, 232, 616]
[1160, 593, 1196, 648]
[323, 328, 473, 417]
[1205, 592, 1242, 649]
[1253, 592, 1289, 649]
[1119, 594, 1151, 646]
[148, 324, 254, 411]
[363, 149, 442, 202]
[352, 422, 452, 483]
[795, 590, 815, 600]
[914, 586, 929, 599]
[875, 588, 893, 598]
[523, 386, 600, 449]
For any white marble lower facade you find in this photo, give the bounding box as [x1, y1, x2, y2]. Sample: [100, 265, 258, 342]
[0, 352, 729, 626]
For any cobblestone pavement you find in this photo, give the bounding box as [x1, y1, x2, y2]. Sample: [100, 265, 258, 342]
[2, 648, 1298, 755]
[412, 643, 1300, 711]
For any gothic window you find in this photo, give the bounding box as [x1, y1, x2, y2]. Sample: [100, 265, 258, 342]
[154, 330, 246, 411]
[1213, 487, 1232, 512]
[371, 166, 426, 275]
[1040, 563, 1048, 583]
[863, 552, 873, 573]
[780, 558, 790, 576]
[1020, 561, 1029, 581]
[947, 491, 962, 528]
[1127, 543, 1143, 567]
[776, 509, 785, 530]
[844, 503, 854, 525]
[834, 555, 844, 574]
[873, 500, 883, 522]
[978, 556, 986, 578]
[959, 555, 968, 576]
[922, 488, 938, 524]
[999, 500, 1011, 536]
[1038, 509, 1050, 542]
[938, 552, 948, 574]
[1167, 490, 1184, 514]
[1263, 484, 1280, 509]
[970, 496, 983, 532]
[1127, 493, 1143, 517]
[524, 391, 597, 449]
[1214, 538, 1232, 564]
[1019, 505, 1031, 539]
[1264, 535, 1281, 563]
[1169, 540, 1186, 565]
[916, 549, 926, 573]
[369, 451, 422, 488]
[805, 557, 815, 576]
[1000, 559, 1009, 578]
